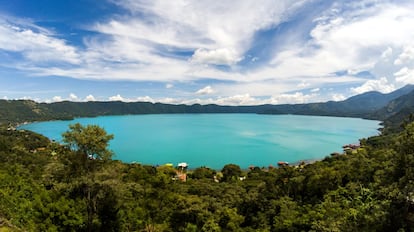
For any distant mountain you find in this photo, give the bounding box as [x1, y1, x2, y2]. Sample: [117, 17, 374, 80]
[1, 85, 414, 126]
[371, 88, 414, 131]
[260, 84, 414, 118]
[0, 100, 56, 123]
[343, 84, 414, 111]
[0, 100, 260, 125]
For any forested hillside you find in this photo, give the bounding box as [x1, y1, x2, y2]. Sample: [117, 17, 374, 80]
[1, 112, 414, 231]
[1, 85, 413, 126]
[1, 86, 414, 231]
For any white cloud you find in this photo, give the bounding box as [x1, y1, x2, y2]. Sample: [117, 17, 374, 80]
[136, 96, 155, 103]
[157, 97, 180, 104]
[3, 96, 8, 100]
[108, 94, 157, 102]
[77, 0, 306, 81]
[69, 93, 79, 101]
[351, 77, 395, 94]
[85, 95, 96, 101]
[0, 18, 80, 64]
[52, 96, 63, 102]
[269, 3, 414, 81]
[215, 94, 258, 105]
[394, 44, 414, 65]
[191, 48, 243, 65]
[110, 0, 302, 51]
[297, 81, 310, 88]
[394, 67, 414, 85]
[269, 92, 317, 104]
[2, 1, 414, 104]
[121, 91, 320, 106]
[331, 93, 346, 101]
[196, 86, 215, 95]
[109, 94, 125, 101]
[381, 47, 393, 60]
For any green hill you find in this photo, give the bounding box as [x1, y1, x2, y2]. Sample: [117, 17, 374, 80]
[1, 106, 414, 231]
[1, 85, 414, 129]
[2, 86, 414, 230]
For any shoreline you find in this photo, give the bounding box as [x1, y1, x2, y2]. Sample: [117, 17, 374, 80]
[15, 114, 382, 171]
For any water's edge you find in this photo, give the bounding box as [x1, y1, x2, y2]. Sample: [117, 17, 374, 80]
[19, 114, 381, 169]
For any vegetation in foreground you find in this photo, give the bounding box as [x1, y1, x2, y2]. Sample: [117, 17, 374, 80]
[1, 119, 414, 231]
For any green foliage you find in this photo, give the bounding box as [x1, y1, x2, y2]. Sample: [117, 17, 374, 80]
[190, 166, 216, 180]
[221, 164, 242, 182]
[2, 84, 414, 126]
[2, 118, 414, 230]
[62, 123, 114, 161]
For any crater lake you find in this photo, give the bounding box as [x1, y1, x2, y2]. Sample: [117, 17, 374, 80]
[19, 114, 380, 169]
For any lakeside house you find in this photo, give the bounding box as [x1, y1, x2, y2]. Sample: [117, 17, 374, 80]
[176, 162, 188, 182]
[342, 143, 360, 150]
[277, 161, 289, 167]
[342, 143, 361, 154]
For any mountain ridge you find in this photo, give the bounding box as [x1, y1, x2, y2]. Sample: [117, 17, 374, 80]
[1, 85, 414, 129]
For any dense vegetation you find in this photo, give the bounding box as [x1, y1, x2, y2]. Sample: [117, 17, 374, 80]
[1, 111, 414, 231]
[2, 85, 414, 231]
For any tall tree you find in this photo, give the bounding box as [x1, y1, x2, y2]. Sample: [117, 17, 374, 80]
[62, 123, 115, 231]
[221, 164, 242, 182]
[62, 123, 114, 162]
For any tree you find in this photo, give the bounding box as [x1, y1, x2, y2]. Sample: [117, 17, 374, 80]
[62, 122, 114, 175]
[62, 123, 114, 161]
[62, 123, 115, 231]
[221, 164, 242, 182]
[191, 166, 216, 180]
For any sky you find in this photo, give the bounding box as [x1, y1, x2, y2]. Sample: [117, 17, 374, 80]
[1, 0, 414, 105]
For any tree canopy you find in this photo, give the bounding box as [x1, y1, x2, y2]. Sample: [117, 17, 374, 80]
[62, 123, 114, 161]
[1, 120, 414, 230]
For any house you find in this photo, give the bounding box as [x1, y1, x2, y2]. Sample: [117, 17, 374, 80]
[277, 161, 289, 167]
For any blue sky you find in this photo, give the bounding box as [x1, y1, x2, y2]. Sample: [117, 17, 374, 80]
[1, 0, 414, 105]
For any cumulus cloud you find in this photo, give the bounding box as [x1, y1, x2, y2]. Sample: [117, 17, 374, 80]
[269, 2, 414, 80]
[136, 96, 155, 103]
[69, 93, 79, 101]
[85, 95, 96, 101]
[331, 93, 346, 101]
[215, 94, 258, 105]
[109, 94, 125, 101]
[351, 77, 395, 94]
[196, 86, 215, 95]
[191, 48, 243, 66]
[110, 0, 301, 51]
[269, 92, 317, 105]
[80, 0, 306, 81]
[165, 83, 174, 89]
[394, 67, 414, 85]
[2, 1, 414, 104]
[394, 44, 414, 65]
[108, 94, 157, 102]
[121, 91, 320, 106]
[52, 96, 63, 102]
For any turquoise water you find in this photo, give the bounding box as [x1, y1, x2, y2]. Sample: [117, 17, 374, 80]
[20, 114, 380, 169]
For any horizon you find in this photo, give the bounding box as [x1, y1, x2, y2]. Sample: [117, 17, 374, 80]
[2, 82, 409, 107]
[1, 1, 414, 105]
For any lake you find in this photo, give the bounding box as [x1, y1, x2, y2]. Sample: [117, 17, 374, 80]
[19, 114, 380, 169]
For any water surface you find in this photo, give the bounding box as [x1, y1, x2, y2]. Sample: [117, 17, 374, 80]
[20, 114, 380, 169]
